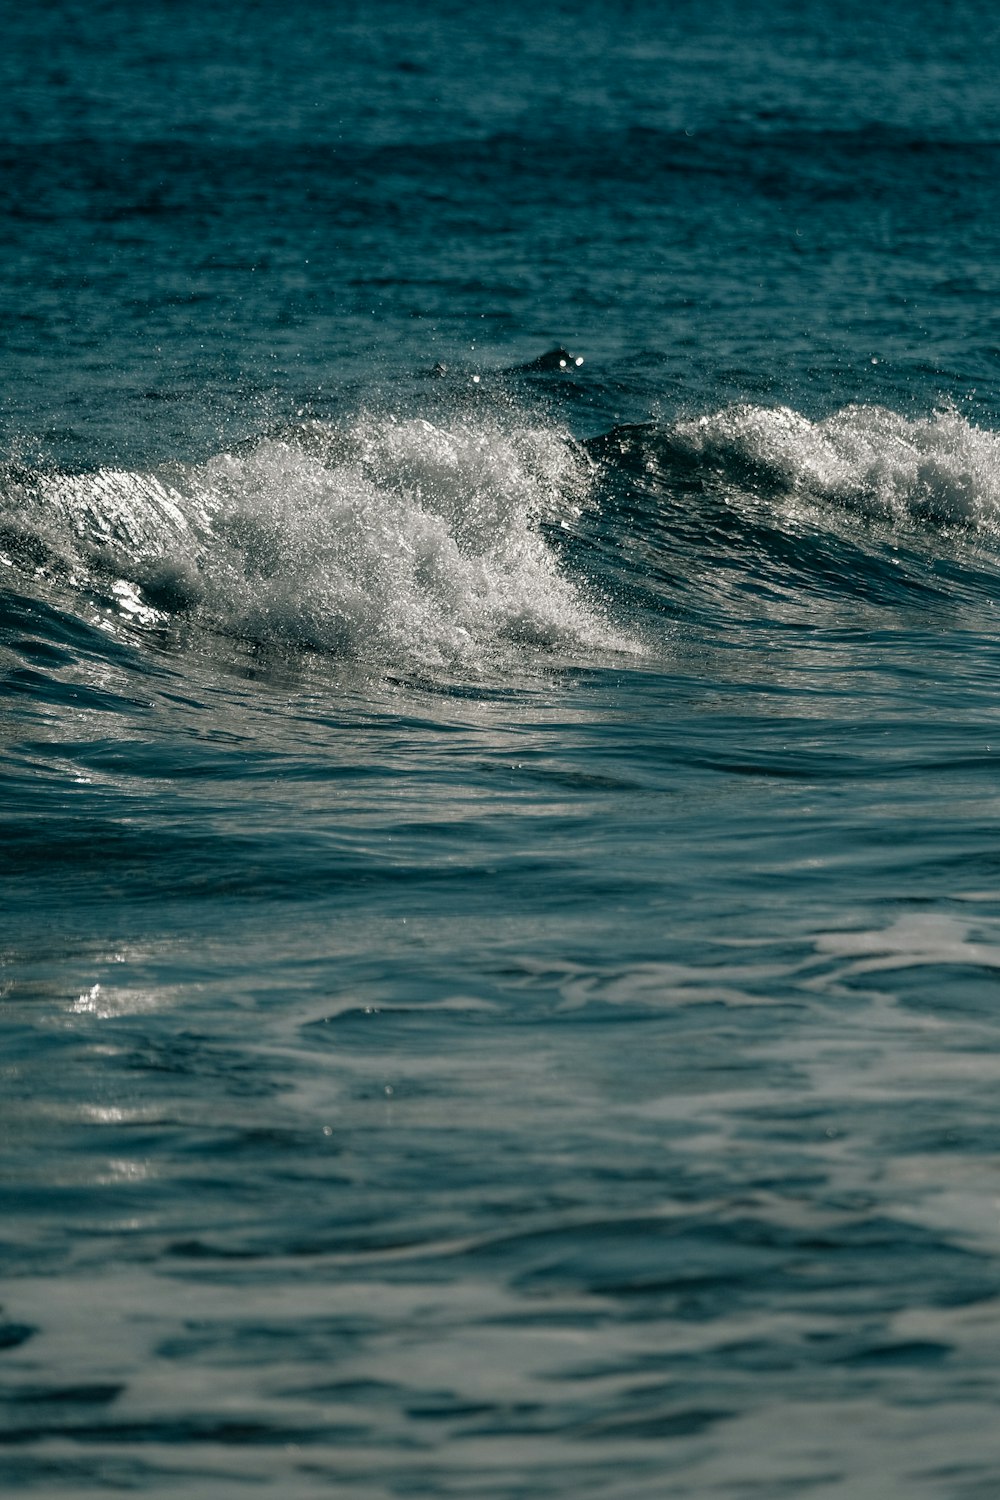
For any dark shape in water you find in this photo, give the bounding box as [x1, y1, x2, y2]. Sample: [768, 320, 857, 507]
[0, 1322, 36, 1351]
[521, 347, 585, 372]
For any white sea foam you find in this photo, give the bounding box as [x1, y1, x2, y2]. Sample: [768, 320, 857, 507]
[671, 403, 1000, 529]
[815, 912, 1000, 975]
[6, 415, 631, 667]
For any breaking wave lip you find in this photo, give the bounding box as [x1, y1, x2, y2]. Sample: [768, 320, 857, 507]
[663, 402, 1000, 531]
[0, 413, 636, 670]
[7, 400, 997, 665]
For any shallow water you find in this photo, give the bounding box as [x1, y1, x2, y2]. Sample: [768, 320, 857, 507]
[5, 2, 1000, 1496]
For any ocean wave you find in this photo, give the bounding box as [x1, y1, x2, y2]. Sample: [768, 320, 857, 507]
[6, 402, 1000, 667]
[665, 402, 1000, 530]
[579, 401, 1000, 623]
[0, 415, 632, 669]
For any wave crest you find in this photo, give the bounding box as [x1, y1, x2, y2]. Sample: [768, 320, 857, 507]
[2, 415, 632, 668]
[669, 403, 1000, 528]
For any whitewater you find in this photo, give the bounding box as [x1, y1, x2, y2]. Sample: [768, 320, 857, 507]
[8, 400, 1000, 667]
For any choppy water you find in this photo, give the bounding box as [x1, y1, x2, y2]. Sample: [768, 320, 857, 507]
[5, 2, 1000, 1496]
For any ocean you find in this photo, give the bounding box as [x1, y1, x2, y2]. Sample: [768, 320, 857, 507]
[4, 1, 1000, 1495]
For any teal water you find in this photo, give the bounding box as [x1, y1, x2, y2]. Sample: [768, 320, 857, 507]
[5, 3, 1000, 1495]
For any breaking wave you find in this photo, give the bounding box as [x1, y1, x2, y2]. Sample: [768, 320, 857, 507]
[666, 402, 1000, 529]
[0, 414, 632, 669]
[5, 401, 1000, 670]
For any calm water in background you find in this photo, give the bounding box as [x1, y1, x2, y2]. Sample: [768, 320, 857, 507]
[5, 2, 1000, 1495]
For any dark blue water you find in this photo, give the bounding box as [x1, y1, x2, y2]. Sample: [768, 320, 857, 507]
[5, 2, 1000, 1495]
